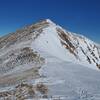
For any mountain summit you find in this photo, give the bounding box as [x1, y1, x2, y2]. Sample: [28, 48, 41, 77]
[0, 19, 100, 99]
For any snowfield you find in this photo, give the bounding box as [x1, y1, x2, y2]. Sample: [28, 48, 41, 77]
[39, 57, 100, 100]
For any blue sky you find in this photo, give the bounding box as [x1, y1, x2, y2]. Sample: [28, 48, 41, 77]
[0, 0, 100, 43]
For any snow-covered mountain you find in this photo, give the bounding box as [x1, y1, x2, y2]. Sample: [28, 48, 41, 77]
[0, 19, 100, 69]
[31, 19, 100, 70]
[0, 19, 100, 100]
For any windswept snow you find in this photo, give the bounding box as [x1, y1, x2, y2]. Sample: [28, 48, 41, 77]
[39, 57, 100, 100]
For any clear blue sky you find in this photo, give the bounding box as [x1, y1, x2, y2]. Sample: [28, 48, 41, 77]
[0, 0, 100, 43]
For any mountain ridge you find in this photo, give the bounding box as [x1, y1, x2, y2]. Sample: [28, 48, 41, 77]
[0, 19, 100, 69]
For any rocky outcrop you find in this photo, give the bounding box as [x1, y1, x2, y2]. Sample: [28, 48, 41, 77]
[0, 82, 48, 100]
